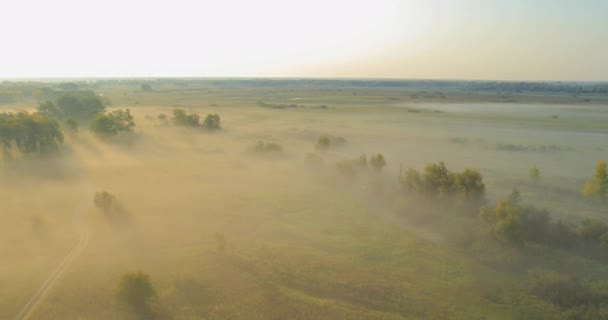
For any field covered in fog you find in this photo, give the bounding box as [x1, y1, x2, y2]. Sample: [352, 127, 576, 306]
[2, 80, 608, 319]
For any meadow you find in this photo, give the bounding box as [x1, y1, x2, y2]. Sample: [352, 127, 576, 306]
[1, 80, 608, 319]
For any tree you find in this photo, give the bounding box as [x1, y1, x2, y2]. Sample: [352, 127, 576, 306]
[116, 271, 157, 320]
[90, 109, 135, 138]
[38, 90, 106, 120]
[422, 162, 454, 196]
[582, 160, 608, 202]
[64, 118, 79, 140]
[454, 169, 486, 204]
[172, 109, 200, 127]
[202, 113, 221, 130]
[529, 165, 540, 183]
[140, 84, 153, 92]
[0, 111, 64, 159]
[370, 153, 386, 171]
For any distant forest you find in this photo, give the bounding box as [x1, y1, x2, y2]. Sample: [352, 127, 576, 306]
[1, 78, 608, 105]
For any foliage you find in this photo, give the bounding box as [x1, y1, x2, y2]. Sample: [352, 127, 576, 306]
[172, 109, 200, 127]
[202, 114, 221, 130]
[38, 90, 105, 120]
[94, 191, 119, 212]
[249, 141, 283, 154]
[582, 160, 608, 202]
[315, 134, 346, 151]
[0, 111, 64, 159]
[369, 154, 386, 171]
[140, 83, 153, 92]
[400, 162, 485, 205]
[528, 269, 596, 309]
[529, 165, 541, 182]
[116, 271, 157, 320]
[576, 219, 608, 241]
[90, 109, 135, 138]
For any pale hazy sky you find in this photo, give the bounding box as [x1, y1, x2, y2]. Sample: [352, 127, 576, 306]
[1, 0, 607, 81]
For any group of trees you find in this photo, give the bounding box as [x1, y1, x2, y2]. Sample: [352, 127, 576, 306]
[480, 190, 608, 252]
[38, 90, 105, 120]
[399, 162, 486, 206]
[249, 141, 283, 154]
[0, 111, 64, 159]
[582, 160, 608, 203]
[528, 269, 608, 318]
[315, 134, 346, 151]
[90, 109, 135, 138]
[336, 153, 386, 176]
[172, 109, 221, 130]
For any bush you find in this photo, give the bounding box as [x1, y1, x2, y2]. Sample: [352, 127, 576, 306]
[249, 141, 283, 154]
[38, 90, 106, 120]
[0, 111, 64, 158]
[90, 109, 135, 138]
[202, 114, 221, 130]
[315, 134, 346, 151]
[172, 109, 200, 127]
[529, 165, 541, 182]
[116, 271, 157, 320]
[369, 154, 386, 171]
[528, 269, 596, 309]
[399, 162, 485, 205]
[582, 160, 607, 202]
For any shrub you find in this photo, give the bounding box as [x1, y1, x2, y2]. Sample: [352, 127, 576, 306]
[38, 90, 105, 120]
[202, 114, 221, 130]
[249, 141, 283, 154]
[172, 109, 200, 127]
[370, 154, 386, 171]
[90, 109, 135, 138]
[0, 111, 64, 158]
[315, 134, 346, 151]
[116, 271, 157, 320]
[582, 160, 607, 202]
[528, 269, 595, 308]
[529, 165, 541, 182]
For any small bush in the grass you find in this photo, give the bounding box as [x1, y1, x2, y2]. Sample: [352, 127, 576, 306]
[315, 134, 346, 151]
[202, 114, 221, 130]
[370, 153, 386, 171]
[90, 109, 135, 138]
[527, 269, 596, 308]
[582, 160, 607, 202]
[94, 191, 130, 225]
[249, 141, 283, 154]
[116, 271, 157, 320]
[172, 109, 200, 127]
[529, 165, 540, 182]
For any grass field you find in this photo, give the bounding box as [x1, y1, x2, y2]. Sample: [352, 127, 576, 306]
[1, 82, 608, 319]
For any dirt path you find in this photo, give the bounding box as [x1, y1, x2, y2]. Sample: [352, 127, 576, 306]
[13, 182, 94, 320]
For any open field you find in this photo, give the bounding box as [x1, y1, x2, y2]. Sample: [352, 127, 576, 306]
[1, 80, 608, 320]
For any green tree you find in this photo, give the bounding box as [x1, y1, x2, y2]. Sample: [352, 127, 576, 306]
[529, 165, 540, 183]
[0, 111, 64, 158]
[582, 160, 608, 202]
[454, 169, 486, 204]
[90, 109, 135, 138]
[370, 153, 386, 171]
[172, 109, 200, 127]
[38, 90, 106, 120]
[422, 161, 454, 196]
[116, 271, 157, 320]
[202, 113, 221, 130]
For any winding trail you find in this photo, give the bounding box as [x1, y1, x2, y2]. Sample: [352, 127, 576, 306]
[13, 183, 94, 320]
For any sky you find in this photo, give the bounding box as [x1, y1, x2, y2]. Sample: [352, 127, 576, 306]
[1, 0, 607, 81]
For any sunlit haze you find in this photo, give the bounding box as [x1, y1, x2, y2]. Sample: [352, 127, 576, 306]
[1, 0, 607, 80]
